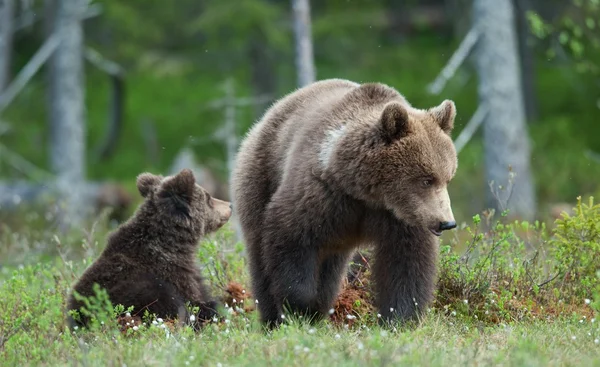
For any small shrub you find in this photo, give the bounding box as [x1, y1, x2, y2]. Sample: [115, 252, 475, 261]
[550, 196, 600, 301]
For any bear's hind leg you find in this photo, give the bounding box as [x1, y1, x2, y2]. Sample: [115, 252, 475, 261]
[108, 272, 189, 322]
[247, 244, 282, 327]
[266, 236, 320, 320]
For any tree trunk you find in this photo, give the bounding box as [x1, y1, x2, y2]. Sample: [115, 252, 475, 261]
[514, 0, 538, 122]
[0, 0, 15, 92]
[473, 0, 536, 220]
[291, 0, 316, 87]
[47, 0, 87, 230]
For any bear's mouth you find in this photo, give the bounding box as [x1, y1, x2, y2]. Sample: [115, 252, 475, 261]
[429, 228, 442, 237]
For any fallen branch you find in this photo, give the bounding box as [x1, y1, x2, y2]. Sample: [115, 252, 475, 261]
[427, 27, 479, 95]
[0, 32, 61, 113]
[453, 104, 488, 154]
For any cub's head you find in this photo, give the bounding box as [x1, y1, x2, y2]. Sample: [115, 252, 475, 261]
[135, 168, 232, 236]
[327, 99, 458, 236]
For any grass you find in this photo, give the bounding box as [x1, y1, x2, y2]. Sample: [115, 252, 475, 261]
[1, 197, 600, 366]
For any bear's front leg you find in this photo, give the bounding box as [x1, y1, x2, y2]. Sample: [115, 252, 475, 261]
[368, 211, 439, 324]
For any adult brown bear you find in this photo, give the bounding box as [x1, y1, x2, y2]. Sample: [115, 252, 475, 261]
[231, 79, 458, 327]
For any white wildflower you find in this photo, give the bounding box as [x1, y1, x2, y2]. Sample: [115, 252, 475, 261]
[126, 312, 131, 317]
[308, 328, 316, 335]
[585, 299, 591, 305]
[346, 314, 356, 320]
[377, 313, 381, 318]
[303, 347, 310, 353]
[132, 326, 139, 331]
[157, 318, 164, 323]
[328, 308, 335, 315]
[189, 315, 196, 322]
[335, 334, 341, 339]
[571, 336, 576, 340]
[281, 314, 286, 319]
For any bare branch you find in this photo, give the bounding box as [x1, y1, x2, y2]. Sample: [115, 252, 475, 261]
[0, 32, 61, 113]
[427, 27, 479, 95]
[0, 143, 53, 181]
[453, 104, 489, 154]
[204, 94, 272, 110]
[84, 46, 124, 76]
[85, 47, 126, 161]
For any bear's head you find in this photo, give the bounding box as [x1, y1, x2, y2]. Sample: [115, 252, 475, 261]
[327, 99, 458, 237]
[135, 168, 232, 236]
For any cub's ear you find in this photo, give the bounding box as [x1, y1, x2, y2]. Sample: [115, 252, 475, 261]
[136, 173, 162, 198]
[380, 102, 410, 142]
[430, 99, 456, 135]
[159, 168, 196, 202]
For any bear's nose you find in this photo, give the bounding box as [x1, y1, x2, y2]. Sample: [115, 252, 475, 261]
[439, 221, 457, 231]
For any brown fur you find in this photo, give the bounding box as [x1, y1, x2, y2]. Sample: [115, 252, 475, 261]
[67, 169, 232, 329]
[231, 79, 458, 327]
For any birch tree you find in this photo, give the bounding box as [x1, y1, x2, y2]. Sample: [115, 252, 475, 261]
[473, 0, 536, 220]
[291, 0, 315, 87]
[0, 0, 15, 92]
[47, 0, 87, 230]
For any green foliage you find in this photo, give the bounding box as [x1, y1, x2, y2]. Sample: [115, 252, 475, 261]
[436, 213, 552, 324]
[527, 1, 600, 75]
[550, 196, 600, 300]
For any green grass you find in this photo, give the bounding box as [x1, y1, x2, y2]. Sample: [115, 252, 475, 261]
[2, 200, 600, 366]
[1, 257, 599, 367]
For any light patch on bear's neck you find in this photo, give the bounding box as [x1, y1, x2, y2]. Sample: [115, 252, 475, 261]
[319, 125, 347, 169]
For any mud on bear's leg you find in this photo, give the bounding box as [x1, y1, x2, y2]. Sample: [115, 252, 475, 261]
[368, 212, 438, 325]
[313, 251, 353, 316]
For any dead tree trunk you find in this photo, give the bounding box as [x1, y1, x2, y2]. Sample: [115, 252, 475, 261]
[291, 0, 316, 87]
[47, 0, 87, 230]
[0, 0, 15, 92]
[473, 0, 536, 220]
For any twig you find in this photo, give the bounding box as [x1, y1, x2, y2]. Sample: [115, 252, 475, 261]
[453, 104, 488, 154]
[0, 32, 61, 113]
[427, 27, 480, 95]
[537, 271, 561, 289]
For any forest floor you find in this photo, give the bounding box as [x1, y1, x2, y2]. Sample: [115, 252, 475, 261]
[1, 203, 599, 366]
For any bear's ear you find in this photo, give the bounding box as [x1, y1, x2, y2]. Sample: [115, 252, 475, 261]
[380, 102, 410, 142]
[136, 173, 162, 198]
[159, 168, 196, 202]
[430, 100, 456, 135]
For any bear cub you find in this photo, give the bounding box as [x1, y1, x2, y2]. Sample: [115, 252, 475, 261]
[67, 168, 232, 329]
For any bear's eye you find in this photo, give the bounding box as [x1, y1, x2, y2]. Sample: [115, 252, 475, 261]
[422, 178, 434, 187]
